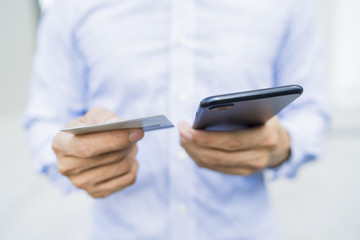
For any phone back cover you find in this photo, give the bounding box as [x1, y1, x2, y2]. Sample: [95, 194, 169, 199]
[193, 93, 300, 131]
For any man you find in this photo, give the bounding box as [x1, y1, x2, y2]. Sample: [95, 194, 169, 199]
[24, 0, 329, 239]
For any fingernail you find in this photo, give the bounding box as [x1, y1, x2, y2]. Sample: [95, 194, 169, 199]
[129, 130, 144, 143]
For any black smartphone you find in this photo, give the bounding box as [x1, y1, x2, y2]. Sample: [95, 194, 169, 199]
[192, 85, 303, 131]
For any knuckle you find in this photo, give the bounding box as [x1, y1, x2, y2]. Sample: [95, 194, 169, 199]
[74, 142, 93, 158]
[191, 133, 207, 146]
[261, 155, 270, 167]
[195, 159, 206, 168]
[125, 172, 137, 186]
[71, 177, 89, 189]
[254, 157, 268, 169]
[51, 135, 63, 155]
[240, 169, 254, 176]
[226, 138, 240, 151]
[117, 160, 132, 174]
[265, 134, 278, 149]
[262, 154, 271, 167]
[201, 152, 216, 165]
[180, 138, 187, 147]
[88, 192, 99, 199]
[124, 160, 133, 172]
[129, 172, 137, 185]
[89, 191, 108, 199]
[248, 152, 269, 170]
[57, 162, 71, 176]
[51, 139, 59, 153]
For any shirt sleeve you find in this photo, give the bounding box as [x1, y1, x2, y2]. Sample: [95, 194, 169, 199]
[269, 0, 331, 179]
[23, 0, 87, 193]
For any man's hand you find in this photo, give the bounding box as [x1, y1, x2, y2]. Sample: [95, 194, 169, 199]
[52, 107, 144, 198]
[179, 116, 291, 176]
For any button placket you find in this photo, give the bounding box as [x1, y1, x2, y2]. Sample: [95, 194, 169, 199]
[168, 0, 196, 239]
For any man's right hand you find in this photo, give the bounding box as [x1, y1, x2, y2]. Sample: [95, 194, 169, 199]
[51, 107, 144, 198]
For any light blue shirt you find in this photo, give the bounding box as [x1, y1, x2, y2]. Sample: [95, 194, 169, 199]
[24, 0, 330, 239]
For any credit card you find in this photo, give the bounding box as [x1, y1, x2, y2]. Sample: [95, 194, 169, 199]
[61, 115, 174, 135]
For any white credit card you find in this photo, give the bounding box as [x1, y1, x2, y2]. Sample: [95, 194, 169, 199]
[61, 115, 174, 135]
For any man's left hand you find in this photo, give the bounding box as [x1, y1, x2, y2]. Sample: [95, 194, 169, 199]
[179, 116, 291, 176]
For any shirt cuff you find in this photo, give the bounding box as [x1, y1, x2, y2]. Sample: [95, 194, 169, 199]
[267, 119, 318, 180]
[26, 120, 78, 194]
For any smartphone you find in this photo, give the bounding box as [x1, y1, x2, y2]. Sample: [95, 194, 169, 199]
[192, 85, 303, 131]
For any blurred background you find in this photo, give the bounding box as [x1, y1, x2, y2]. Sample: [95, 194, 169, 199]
[0, 0, 359, 239]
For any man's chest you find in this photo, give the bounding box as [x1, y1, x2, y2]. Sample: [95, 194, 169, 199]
[73, 0, 290, 108]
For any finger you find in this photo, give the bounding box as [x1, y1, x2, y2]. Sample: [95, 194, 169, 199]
[87, 160, 139, 198]
[52, 106, 144, 158]
[179, 118, 278, 151]
[200, 164, 257, 176]
[52, 128, 144, 158]
[57, 145, 136, 176]
[179, 121, 263, 151]
[65, 107, 120, 129]
[181, 137, 269, 169]
[183, 143, 257, 175]
[82, 106, 120, 125]
[68, 146, 138, 189]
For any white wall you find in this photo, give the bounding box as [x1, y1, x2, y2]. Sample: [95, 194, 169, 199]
[0, 0, 38, 115]
[331, 0, 360, 109]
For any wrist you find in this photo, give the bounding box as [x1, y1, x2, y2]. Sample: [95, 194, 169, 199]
[267, 126, 291, 168]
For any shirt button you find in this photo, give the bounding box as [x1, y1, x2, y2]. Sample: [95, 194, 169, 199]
[177, 149, 188, 160]
[177, 92, 188, 102]
[178, 203, 188, 215]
